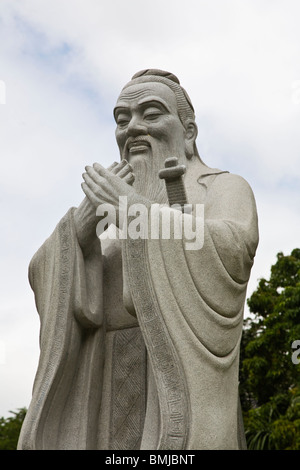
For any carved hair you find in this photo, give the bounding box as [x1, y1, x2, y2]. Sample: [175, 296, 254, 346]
[123, 69, 195, 129]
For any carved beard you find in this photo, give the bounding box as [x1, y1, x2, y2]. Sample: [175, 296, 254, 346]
[123, 146, 169, 204]
[131, 157, 167, 204]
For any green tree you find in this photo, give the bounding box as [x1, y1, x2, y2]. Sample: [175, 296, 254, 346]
[0, 408, 26, 450]
[240, 248, 300, 449]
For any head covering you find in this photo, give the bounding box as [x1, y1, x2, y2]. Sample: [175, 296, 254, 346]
[121, 69, 195, 128]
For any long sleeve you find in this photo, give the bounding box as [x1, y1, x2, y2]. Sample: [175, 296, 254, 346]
[18, 209, 104, 449]
[122, 170, 258, 450]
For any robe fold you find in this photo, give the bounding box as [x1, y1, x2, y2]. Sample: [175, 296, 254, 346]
[18, 163, 258, 450]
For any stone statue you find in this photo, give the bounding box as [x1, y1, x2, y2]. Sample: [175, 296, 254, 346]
[18, 69, 259, 450]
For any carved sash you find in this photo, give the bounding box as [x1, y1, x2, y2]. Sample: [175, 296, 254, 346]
[122, 213, 190, 450]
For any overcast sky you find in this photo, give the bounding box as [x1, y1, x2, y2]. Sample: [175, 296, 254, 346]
[0, 0, 299, 418]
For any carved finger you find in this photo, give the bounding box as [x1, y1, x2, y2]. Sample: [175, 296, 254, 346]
[117, 162, 133, 178]
[85, 166, 106, 187]
[91, 161, 131, 194]
[123, 172, 135, 185]
[107, 161, 119, 174]
[96, 159, 127, 175]
[93, 162, 109, 178]
[116, 159, 128, 169]
[82, 172, 104, 196]
[81, 182, 100, 207]
[93, 162, 122, 187]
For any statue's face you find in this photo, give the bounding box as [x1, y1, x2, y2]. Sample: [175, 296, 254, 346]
[114, 82, 187, 165]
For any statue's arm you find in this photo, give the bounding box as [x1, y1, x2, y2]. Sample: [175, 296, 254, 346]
[28, 205, 103, 332]
[73, 196, 100, 257]
[204, 172, 259, 282]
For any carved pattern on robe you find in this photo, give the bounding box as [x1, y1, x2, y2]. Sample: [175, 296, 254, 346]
[110, 327, 146, 450]
[123, 213, 191, 450]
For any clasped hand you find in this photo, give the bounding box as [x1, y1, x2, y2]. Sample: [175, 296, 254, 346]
[82, 159, 138, 228]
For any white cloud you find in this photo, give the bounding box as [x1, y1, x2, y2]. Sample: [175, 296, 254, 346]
[0, 0, 299, 417]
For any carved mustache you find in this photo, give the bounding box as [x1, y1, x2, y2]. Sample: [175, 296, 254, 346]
[125, 136, 152, 153]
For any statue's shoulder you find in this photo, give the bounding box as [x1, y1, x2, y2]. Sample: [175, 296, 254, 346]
[198, 167, 254, 196]
[200, 171, 257, 217]
[186, 159, 255, 205]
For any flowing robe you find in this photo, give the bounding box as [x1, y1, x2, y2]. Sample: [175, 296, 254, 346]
[18, 162, 258, 450]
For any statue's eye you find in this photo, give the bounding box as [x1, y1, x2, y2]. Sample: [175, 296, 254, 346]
[116, 115, 130, 127]
[143, 108, 163, 121]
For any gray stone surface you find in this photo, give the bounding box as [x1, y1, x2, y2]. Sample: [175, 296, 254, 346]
[18, 69, 259, 450]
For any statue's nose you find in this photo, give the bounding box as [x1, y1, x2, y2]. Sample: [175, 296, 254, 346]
[126, 117, 147, 137]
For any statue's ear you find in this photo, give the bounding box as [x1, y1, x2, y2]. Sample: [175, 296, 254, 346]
[184, 120, 198, 159]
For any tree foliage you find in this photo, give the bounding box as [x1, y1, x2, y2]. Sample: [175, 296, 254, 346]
[240, 248, 300, 449]
[0, 408, 26, 450]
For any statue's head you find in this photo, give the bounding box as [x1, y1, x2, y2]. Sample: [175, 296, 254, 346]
[113, 69, 199, 202]
[114, 69, 199, 160]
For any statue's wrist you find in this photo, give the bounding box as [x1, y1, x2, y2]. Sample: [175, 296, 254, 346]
[74, 197, 99, 251]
